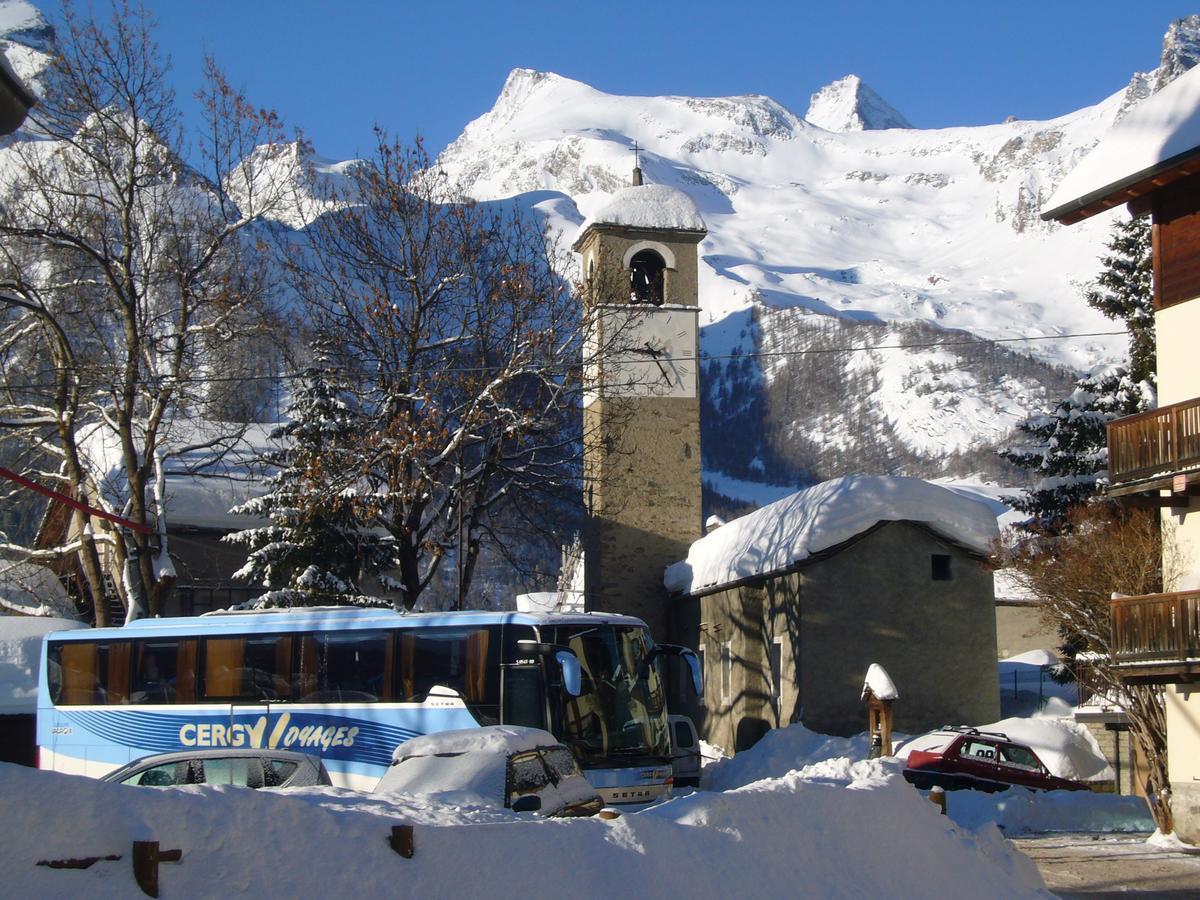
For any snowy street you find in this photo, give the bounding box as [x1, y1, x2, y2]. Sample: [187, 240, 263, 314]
[1013, 833, 1200, 897]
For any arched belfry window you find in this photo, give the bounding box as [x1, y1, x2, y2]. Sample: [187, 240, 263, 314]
[629, 249, 666, 305]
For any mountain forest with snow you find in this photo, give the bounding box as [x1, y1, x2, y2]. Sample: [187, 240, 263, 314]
[0, 1, 1193, 608]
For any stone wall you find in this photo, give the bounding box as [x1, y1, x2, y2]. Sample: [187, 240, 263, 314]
[682, 521, 999, 753]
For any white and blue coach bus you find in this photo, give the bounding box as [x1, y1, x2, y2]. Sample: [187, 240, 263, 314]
[37, 607, 702, 804]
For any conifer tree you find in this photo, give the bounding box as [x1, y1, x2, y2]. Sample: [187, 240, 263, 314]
[1001, 368, 1152, 531]
[1002, 215, 1156, 532]
[1084, 216, 1155, 384]
[225, 352, 385, 606]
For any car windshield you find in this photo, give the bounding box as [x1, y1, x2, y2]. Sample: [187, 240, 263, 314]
[548, 625, 670, 765]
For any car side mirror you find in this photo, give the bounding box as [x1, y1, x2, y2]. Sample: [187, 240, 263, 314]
[512, 794, 542, 813]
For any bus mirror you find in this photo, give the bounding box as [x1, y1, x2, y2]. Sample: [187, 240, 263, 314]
[555, 650, 582, 697]
[649, 644, 704, 698]
[683, 650, 703, 698]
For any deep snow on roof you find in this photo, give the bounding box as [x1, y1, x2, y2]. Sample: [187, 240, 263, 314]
[1045, 64, 1200, 217]
[664, 475, 999, 596]
[861, 663, 899, 701]
[392, 725, 560, 761]
[579, 183, 705, 235]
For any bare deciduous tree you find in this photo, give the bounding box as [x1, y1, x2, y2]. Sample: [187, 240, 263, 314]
[287, 132, 601, 611]
[998, 504, 1187, 833]
[0, 2, 297, 622]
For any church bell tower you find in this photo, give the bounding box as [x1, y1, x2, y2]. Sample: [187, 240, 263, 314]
[572, 172, 706, 640]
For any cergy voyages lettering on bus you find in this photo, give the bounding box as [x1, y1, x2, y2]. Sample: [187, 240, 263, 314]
[178, 713, 359, 752]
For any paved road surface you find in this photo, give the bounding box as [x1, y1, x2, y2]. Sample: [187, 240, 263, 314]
[1012, 833, 1200, 898]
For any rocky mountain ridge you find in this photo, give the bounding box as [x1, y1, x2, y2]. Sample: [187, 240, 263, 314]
[432, 18, 1200, 502]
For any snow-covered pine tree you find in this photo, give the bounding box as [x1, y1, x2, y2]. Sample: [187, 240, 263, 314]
[224, 353, 386, 607]
[1002, 215, 1155, 532]
[1084, 215, 1154, 385]
[1000, 367, 1152, 532]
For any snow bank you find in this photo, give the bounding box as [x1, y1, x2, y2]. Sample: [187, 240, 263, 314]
[1001, 649, 1060, 667]
[665, 475, 999, 595]
[0, 761, 1049, 898]
[0, 615, 85, 714]
[945, 789, 1153, 835]
[580, 183, 705, 234]
[700, 723, 880, 792]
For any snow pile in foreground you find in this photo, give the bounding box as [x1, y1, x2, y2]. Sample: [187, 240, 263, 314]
[0, 616, 85, 714]
[0, 762, 1049, 899]
[700, 723, 883, 791]
[945, 788, 1153, 836]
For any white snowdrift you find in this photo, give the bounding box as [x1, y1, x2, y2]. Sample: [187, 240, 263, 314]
[701, 723, 879, 792]
[0, 615, 85, 714]
[0, 762, 1049, 898]
[665, 475, 998, 596]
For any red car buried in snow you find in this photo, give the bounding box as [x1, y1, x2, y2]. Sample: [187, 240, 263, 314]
[902, 726, 1088, 793]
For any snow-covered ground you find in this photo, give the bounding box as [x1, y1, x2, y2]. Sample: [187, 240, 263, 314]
[0, 753, 1050, 898]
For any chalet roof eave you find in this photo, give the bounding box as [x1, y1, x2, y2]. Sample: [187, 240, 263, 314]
[1042, 144, 1200, 225]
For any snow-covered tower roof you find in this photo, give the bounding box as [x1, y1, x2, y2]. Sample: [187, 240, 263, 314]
[663, 475, 999, 597]
[1043, 63, 1200, 224]
[573, 183, 706, 249]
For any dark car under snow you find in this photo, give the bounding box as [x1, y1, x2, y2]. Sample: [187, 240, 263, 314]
[902, 726, 1088, 793]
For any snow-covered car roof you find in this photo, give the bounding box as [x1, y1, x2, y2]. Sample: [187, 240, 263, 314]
[390, 725, 560, 763]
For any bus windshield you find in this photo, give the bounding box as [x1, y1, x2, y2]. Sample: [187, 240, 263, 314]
[548, 624, 670, 766]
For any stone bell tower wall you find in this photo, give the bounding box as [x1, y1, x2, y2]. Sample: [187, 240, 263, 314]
[583, 396, 702, 640]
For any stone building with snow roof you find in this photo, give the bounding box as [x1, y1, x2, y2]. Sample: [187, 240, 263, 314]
[664, 475, 1000, 751]
[1044, 61, 1200, 843]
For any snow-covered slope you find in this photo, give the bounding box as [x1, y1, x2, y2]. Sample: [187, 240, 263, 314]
[434, 19, 1199, 496]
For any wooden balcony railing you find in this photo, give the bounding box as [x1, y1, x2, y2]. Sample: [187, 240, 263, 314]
[1111, 591, 1200, 678]
[1106, 397, 1200, 488]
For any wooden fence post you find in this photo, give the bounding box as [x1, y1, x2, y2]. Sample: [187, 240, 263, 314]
[389, 825, 414, 859]
[132, 841, 182, 898]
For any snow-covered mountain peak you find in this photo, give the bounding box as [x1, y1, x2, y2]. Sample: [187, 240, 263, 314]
[805, 75, 912, 132]
[1156, 14, 1200, 92]
[0, 0, 51, 51]
[0, 0, 52, 98]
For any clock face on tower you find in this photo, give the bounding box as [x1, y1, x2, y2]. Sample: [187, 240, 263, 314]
[605, 307, 697, 399]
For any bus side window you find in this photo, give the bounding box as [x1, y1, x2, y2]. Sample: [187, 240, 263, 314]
[52, 642, 100, 705]
[50, 641, 131, 705]
[131, 639, 195, 704]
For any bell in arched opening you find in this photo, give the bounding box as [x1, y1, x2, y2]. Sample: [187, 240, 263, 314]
[629, 249, 665, 305]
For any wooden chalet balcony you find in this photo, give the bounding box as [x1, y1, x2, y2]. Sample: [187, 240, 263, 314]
[1106, 397, 1200, 494]
[1111, 591, 1200, 683]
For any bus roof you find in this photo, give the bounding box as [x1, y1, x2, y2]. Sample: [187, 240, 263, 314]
[42, 606, 651, 641]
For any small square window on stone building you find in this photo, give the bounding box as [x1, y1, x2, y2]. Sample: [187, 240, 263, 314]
[931, 554, 952, 581]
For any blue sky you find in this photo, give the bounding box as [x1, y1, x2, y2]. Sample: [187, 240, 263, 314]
[48, 1, 1200, 159]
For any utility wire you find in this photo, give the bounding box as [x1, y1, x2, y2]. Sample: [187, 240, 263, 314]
[0, 329, 1129, 392]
